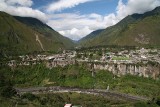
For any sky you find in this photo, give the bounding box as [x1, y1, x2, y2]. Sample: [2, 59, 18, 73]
[0, 0, 160, 41]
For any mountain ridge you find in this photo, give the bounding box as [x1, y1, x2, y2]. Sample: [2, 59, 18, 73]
[78, 29, 104, 45]
[79, 6, 160, 47]
[14, 16, 74, 48]
[0, 11, 75, 55]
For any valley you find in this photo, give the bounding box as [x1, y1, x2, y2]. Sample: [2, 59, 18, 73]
[0, 4, 160, 107]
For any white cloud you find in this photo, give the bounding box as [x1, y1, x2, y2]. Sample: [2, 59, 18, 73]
[104, 13, 117, 26]
[46, 0, 96, 12]
[0, 0, 47, 22]
[59, 26, 93, 40]
[47, 13, 107, 40]
[116, 0, 160, 19]
[47, 0, 160, 40]
[0, 0, 160, 40]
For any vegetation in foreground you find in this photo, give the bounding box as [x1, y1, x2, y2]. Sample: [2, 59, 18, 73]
[0, 90, 160, 107]
[0, 92, 136, 107]
[0, 64, 160, 98]
[0, 64, 160, 106]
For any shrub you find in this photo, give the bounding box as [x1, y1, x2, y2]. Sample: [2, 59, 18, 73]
[1, 86, 16, 98]
[21, 93, 38, 101]
[156, 96, 160, 106]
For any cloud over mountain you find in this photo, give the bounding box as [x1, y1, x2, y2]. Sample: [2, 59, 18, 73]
[0, 0, 47, 22]
[47, 13, 107, 40]
[47, 0, 160, 40]
[116, 0, 160, 19]
[0, 0, 160, 40]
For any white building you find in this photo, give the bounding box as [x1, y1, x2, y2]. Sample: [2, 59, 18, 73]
[64, 104, 72, 107]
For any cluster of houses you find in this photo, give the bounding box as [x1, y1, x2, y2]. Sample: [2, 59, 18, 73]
[75, 48, 160, 79]
[7, 47, 160, 78]
[8, 50, 77, 68]
[8, 48, 160, 67]
[77, 48, 160, 64]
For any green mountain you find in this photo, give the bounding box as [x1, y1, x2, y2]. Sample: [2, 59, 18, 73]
[79, 6, 160, 47]
[14, 16, 74, 48]
[0, 11, 74, 55]
[78, 29, 104, 46]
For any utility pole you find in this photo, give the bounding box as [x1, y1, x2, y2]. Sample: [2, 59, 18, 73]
[107, 84, 110, 91]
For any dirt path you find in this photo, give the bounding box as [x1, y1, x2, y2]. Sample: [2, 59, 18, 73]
[35, 34, 44, 51]
[15, 86, 150, 102]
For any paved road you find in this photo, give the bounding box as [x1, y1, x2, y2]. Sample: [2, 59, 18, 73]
[15, 86, 149, 102]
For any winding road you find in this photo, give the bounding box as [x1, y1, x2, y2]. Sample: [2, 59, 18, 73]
[15, 86, 150, 102]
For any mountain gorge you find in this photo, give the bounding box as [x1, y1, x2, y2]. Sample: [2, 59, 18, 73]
[0, 11, 74, 55]
[79, 6, 160, 47]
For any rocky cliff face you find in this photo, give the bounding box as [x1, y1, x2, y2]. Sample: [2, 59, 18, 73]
[46, 59, 76, 69]
[46, 59, 160, 79]
[89, 63, 160, 79]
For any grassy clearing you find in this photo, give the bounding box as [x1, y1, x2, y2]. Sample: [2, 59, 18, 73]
[112, 56, 130, 60]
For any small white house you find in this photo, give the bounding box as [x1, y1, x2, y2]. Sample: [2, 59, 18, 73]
[141, 55, 147, 59]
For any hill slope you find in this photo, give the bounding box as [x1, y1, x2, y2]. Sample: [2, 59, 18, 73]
[14, 16, 74, 49]
[78, 29, 104, 46]
[0, 12, 74, 55]
[79, 6, 160, 47]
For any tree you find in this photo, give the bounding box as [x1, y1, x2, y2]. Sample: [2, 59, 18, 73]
[89, 53, 93, 59]
[1, 85, 17, 98]
[0, 72, 16, 98]
[156, 96, 160, 106]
